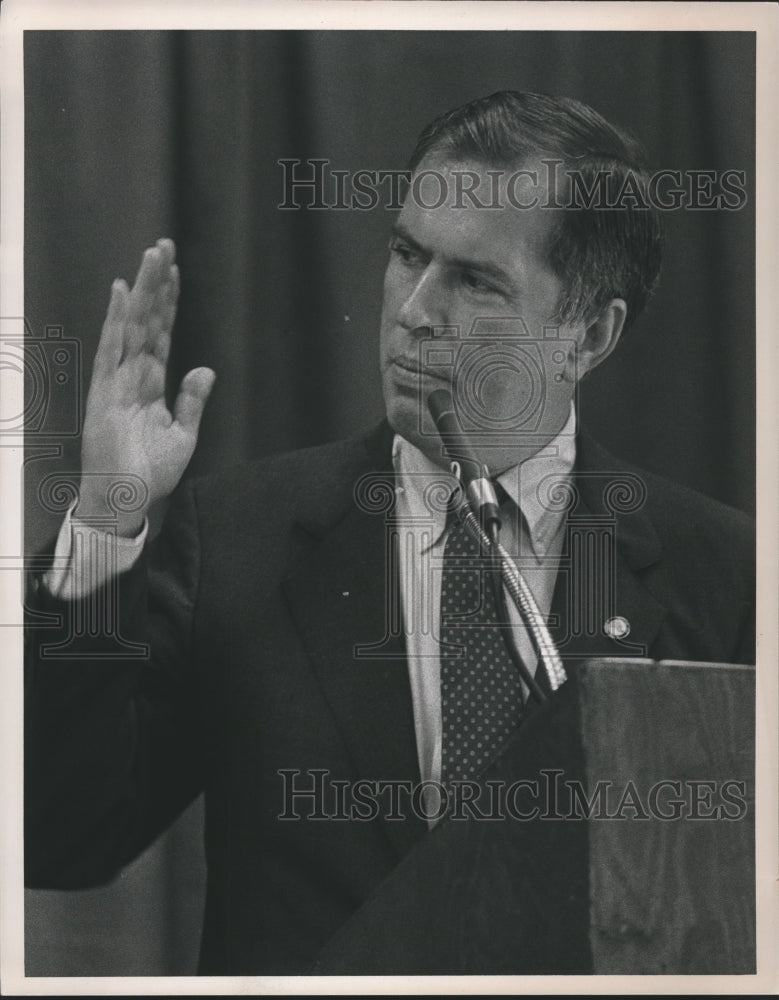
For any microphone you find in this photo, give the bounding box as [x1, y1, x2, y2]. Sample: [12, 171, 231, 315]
[428, 388, 502, 539]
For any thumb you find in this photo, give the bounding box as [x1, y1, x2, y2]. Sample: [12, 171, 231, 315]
[174, 367, 216, 435]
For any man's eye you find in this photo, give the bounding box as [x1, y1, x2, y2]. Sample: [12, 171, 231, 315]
[461, 272, 495, 295]
[389, 241, 419, 264]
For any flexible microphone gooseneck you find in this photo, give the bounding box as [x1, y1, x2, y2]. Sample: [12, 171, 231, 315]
[427, 388, 501, 541]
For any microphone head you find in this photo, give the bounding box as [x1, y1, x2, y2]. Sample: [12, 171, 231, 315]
[427, 388, 477, 473]
[427, 389, 501, 534]
[427, 388, 454, 429]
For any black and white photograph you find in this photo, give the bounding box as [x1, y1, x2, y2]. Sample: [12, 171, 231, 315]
[1, 1, 777, 993]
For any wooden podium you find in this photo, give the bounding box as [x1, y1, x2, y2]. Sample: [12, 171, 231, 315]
[314, 659, 755, 975]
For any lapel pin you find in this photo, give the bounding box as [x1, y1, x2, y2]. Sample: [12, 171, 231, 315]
[604, 616, 630, 639]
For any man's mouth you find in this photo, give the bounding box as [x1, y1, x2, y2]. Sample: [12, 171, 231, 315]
[390, 356, 447, 382]
[392, 356, 422, 374]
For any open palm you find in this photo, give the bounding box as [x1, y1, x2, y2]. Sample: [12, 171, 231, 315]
[78, 239, 215, 533]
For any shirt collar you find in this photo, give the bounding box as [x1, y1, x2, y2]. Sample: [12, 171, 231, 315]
[391, 403, 577, 560]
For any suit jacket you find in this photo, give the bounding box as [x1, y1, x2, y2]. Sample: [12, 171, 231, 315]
[24, 421, 755, 974]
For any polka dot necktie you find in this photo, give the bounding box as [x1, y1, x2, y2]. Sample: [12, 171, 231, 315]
[440, 513, 525, 786]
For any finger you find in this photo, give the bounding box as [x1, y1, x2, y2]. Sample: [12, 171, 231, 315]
[173, 367, 216, 436]
[148, 263, 179, 366]
[129, 245, 165, 318]
[124, 245, 172, 355]
[155, 236, 176, 269]
[93, 279, 129, 375]
[152, 239, 178, 333]
[122, 249, 160, 357]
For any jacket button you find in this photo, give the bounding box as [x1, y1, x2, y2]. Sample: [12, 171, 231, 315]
[604, 616, 630, 639]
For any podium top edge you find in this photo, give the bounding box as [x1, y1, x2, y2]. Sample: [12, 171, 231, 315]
[579, 657, 755, 673]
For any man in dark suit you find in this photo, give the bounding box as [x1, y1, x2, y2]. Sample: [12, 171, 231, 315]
[25, 92, 754, 974]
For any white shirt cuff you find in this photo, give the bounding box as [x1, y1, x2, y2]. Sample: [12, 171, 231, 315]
[42, 504, 148, 600]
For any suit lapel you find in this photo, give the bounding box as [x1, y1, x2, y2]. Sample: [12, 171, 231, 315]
[282, 428, 427, 857]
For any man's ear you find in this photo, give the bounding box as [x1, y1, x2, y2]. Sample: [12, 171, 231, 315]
[565, 298, 627, 381]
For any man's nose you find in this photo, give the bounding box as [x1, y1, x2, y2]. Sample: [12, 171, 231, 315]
[397, 266, 447, 332]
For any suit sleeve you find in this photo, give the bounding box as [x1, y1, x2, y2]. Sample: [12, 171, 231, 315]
[24, 480, 205, 889]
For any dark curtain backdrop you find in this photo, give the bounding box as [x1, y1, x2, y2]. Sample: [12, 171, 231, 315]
[23, 30, 755, 975]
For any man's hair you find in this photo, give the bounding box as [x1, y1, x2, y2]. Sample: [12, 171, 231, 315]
[408, 91, 663, 330]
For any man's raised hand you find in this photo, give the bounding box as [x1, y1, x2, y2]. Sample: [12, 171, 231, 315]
[76, 239, 215, 535]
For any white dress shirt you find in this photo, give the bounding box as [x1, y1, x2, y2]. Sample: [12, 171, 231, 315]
[391, 404, 576, 788]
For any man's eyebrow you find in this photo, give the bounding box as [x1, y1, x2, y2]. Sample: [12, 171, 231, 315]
[390, 222, 423, 250]
[451, 254, 514, 285]
[390, 222, 515, 286]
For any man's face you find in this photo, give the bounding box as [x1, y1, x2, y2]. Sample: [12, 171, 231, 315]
[379, 156, 584, 470]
